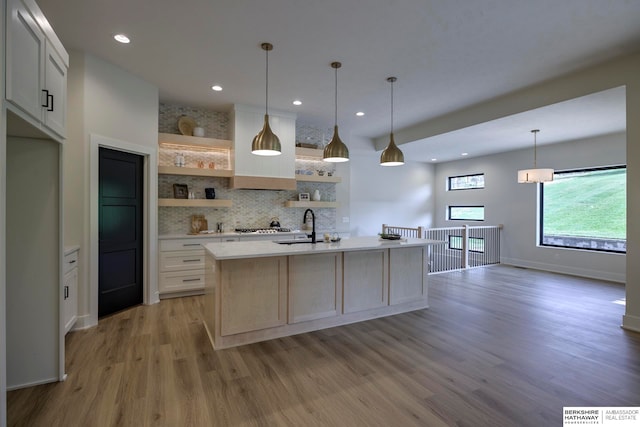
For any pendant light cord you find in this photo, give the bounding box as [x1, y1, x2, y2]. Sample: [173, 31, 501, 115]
[390, 79, 394, 134]
[265, 47, 269, 116]
[532, 129, 539, 168]
[334, 65, 338, 126]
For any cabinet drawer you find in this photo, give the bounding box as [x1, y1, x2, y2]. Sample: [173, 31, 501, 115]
[159, 270, 205, 293]
[160, 238, 221, 251]
[63, 250, 79, 274]
[160, 250, 205, 272]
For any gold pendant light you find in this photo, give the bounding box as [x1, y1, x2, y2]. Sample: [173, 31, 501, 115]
[517, 129, 554, 183]
[252, 42, 281, 156]
[380, 76, 404, 166]
[323, 62, 349, 162]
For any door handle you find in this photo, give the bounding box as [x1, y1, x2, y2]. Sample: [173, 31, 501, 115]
[182, 259, 201, 262]
[47, 93, 54, 111]
[42, 89, 50, 107]
[182, 244, 201, 247]
[182, 278, 201, 283]
[64, 285, 69, 299]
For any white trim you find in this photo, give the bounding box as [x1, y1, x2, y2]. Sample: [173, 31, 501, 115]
[501, 257, 626, 283]
[88, 134, 158, 327]
[6, 376, 60, 392]
[57, 143, 65, 382]
[622, 314, 640, 332]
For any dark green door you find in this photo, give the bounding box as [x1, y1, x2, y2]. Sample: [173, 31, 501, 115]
[99, 147, 144, 317]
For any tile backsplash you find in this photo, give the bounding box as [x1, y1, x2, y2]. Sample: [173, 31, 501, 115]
[159, 103, 229, 139]
[158, 103, 338, 234]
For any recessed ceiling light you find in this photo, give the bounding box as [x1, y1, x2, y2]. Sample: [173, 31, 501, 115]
[113, 34, 130, 44]
[292, 100, 302, 106]
[461, 152, 468, 156]
[355, 111, 365, 117]
[431, 158, 437, 162]
[211, 85, 223, 91]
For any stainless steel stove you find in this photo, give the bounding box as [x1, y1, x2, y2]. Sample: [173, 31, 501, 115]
[235, 227, 292, 234]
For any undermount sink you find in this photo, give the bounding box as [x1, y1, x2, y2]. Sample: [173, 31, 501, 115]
[274, 239, 315, 245]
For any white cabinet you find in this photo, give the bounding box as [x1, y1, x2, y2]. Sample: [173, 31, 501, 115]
[159, 239, 210, 297]
[6, 0, 68, 139]
[43, 43, 67, 136]
[63, 248, 79, 334]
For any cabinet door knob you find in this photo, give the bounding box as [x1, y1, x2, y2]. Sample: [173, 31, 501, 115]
[42, 89, 50, 108]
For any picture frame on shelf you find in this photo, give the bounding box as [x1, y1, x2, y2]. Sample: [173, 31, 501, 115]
[298, 192, 310, 201]
[173, 183, 189, 199]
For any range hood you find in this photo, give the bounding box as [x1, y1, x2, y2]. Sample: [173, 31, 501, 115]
[231, 104, 297, 190]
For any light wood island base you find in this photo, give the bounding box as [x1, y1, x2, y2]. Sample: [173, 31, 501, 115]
[203, 237, 441, 349]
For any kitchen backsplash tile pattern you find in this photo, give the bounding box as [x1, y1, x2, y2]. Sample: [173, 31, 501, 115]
[159, 103, 339, 235]
[158, 176, 336, 234]
[296, 124, 333, 147]
[159, 103, 229, 139]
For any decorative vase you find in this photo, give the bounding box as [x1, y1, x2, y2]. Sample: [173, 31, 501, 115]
[312, 189, 321, 201]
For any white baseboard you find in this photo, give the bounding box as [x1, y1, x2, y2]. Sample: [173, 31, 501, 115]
[622, 314, 640, 333]
[7, 376, 58, 391]
[71, 314, 96, 331]
[500, 257, 625, 283]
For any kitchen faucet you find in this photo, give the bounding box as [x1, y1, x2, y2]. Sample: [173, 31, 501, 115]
[303, 208, 316, 243]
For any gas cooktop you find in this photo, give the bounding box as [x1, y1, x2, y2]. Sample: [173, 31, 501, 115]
[235, 227, 292, 234]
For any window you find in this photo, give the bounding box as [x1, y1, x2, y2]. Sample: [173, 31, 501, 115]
[448, 174, 485, 190]
[540, 166, 626, 253]
[449, 235, 486, 252]
[448, 206, 485, 221]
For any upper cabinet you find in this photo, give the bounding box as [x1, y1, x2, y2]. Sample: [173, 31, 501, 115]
[230, 104, 297, 190]
[5, 0, 68, 140]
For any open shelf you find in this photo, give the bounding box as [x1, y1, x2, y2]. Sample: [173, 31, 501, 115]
[295, 146, 324, 159]
[158, 132, 232, 150]
[284, 201, 339, 208]
[158, 198, 232, 207]
[295, 174, 341, 183]
[158, 165, 233, 177]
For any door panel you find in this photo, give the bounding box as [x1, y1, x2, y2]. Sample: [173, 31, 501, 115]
[99, 148, 143, 317]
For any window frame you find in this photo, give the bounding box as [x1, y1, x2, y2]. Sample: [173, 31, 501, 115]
[448, 235, 486, 253]
[447, 173, 485, 191]
[447, 205, 485, 221]
[539, 165, 626, 254]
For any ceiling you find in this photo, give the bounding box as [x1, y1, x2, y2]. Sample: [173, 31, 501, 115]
[37, 0, 640, 161]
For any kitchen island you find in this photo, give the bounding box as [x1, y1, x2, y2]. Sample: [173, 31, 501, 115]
[203, 236, 443, 349]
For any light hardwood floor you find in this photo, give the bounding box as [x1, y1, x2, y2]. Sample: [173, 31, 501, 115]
[8, 265, 640, 426]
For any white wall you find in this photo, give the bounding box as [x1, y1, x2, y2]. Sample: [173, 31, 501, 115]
[349, 144, 435, 237]
[0, 0, 7, 419]
[65, 52, 159, 329]
[6, 137, 60, 388]
[433, 133, 626, 282]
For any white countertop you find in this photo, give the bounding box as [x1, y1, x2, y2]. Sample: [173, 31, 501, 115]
[159, 231, 305, 240]
[204, 236, 444, 260]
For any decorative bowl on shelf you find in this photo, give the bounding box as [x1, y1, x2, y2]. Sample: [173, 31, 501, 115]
[379, 233, 402, 240]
